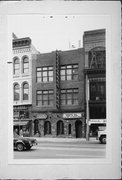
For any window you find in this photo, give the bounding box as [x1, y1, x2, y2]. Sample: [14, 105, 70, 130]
[23, 83, 29, 100]
[44, 121, 51, 135]
[13, 57, 20, 75]
[88, 48, 106, 69]
[23, 56, 29, 73]
[14, 83, 20, 101]
[90, 106, 106, 119]
[36, 66, 53, 82]
[36, 90, 54, 106]
[60, 88, 78, 105]
[57, 120, 64, 135]
[90, 81, 106, 100]
[60, 64, 78, 81]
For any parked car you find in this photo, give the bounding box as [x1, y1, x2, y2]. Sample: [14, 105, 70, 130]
[97, 130, 106, 144]
[14, 132, 38, 151]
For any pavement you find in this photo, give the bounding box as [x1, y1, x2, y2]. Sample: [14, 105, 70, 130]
[31, 137, 98, 143]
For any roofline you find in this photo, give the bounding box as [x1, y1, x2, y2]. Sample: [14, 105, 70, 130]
[13, 37, 31, 42]
[83, 29, 106, 35]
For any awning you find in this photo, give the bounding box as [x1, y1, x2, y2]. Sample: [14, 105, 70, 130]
[14, 121, 29, 126]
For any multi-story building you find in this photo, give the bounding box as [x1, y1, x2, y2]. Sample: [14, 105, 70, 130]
[83, 29, 106, 138]
[30, 49, 85, 138]
[12, 34, 39, 135]
[12, 29, 106, 139]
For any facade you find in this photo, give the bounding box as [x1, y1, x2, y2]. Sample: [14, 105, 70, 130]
[12, 34, 39, 136]
[83, 29, 106, 138]
[31, 49, 85, 138]
[12, 29, 106, 139]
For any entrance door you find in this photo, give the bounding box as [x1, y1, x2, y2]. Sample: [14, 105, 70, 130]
[75, 120, 82, 138]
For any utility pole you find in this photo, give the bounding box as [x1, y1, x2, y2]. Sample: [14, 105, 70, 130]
[86, 75, 90, 141]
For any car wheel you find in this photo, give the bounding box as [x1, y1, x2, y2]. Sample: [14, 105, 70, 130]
[16, 143, 24, 151]
[100, 136, 106, 144]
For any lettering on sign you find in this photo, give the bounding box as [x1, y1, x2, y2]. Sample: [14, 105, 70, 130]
[37, 114, 47, 119]
[89, 119, 106, 124]
[63, 113, 83, 119]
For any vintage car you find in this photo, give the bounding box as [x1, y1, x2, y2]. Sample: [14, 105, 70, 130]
[14, 132, 38, 151]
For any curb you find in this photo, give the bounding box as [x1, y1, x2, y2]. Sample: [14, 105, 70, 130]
[31, 137, 98, 143]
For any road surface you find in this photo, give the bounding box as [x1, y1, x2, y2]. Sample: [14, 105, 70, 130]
[14, 139, 106, 159]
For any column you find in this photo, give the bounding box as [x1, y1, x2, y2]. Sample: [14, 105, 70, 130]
[86, 74, 90, 141]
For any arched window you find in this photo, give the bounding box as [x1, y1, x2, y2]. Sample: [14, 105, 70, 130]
[13, 57, 20, 75]
[57, 120, 64, 135]
[14, 83, 20, 101]
[23, 82, 29, 100]
[22, 56, 29, 73]
[44, 121, 51, 135]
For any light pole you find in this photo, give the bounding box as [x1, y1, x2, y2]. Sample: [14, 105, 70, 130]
[86, 74, 90, 141]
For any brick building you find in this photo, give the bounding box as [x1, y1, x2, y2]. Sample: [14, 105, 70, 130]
[12, 29, 106, 139]
[83, 29, 106, 138]
[30, 49, 85, 138]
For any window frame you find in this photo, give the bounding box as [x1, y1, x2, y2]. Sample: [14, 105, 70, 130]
[13, 57, 20, 75]
[14, 83, 20, 101]
[36, 90, 54, 106]
[36, 66, 54, 83]
[23, 82, 29, 101]
[22, 56, 29, 74]
[60, 64, 78, 81]
[60, 88, 79, 105]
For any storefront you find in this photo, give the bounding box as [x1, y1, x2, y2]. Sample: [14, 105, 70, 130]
[31, 112, 85, 138]
[89, 119, 106, 137]
[13, 119, 31, 137]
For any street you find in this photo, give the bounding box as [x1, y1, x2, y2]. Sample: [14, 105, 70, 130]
[14, 138, 106, 159]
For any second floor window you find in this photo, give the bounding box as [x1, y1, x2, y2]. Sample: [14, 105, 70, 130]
[14, 58, 20, 75]
[60, 88, 79, 105]
[36, 66, 53, 83]
[36, 90, 54, 106]
[60, 64, 78, 81]
[23, 56, 29, 73]
[90, 81, 106, 100]
[14, 83, 20, 101]
[23, 83, 29, 100]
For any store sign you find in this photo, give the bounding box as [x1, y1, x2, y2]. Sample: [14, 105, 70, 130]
[37, 114, 47, 119]
[63, 113, 83, 119]
[89, 119, 106, 124]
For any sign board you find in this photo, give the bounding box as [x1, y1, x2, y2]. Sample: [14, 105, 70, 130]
[37, 114, 47, 119]
[63, 113, 83, 119]
[89, 119, 106, 125]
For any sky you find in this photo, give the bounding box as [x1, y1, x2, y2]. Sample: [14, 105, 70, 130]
[8, 15, 108, 53]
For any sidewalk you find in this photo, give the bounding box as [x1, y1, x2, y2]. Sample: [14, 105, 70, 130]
[31, 137, 98, 143]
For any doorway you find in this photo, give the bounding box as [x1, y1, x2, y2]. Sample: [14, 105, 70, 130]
[75, 120, 82, 138]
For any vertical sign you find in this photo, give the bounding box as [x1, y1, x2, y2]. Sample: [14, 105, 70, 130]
[56, 50, 60, 109]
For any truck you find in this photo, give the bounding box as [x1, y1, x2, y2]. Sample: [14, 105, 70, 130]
[97, 130, 106, 144]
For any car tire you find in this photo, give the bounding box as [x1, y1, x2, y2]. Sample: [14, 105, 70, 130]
[100, 136, 106, 144]
[16, 143, 24, 151]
